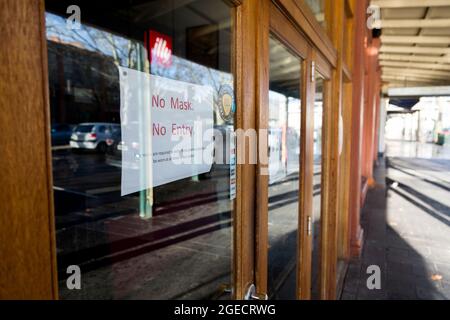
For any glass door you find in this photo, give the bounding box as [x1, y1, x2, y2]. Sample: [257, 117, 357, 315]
[311, 72, 325, 300]
[252, 2, 317, 300]
[267, 35, 302, 300]
[308, 52, 332, 300]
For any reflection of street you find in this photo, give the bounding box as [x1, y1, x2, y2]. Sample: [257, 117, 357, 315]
[53, 149, 233, 299]
[53, 149, 121, 195]
[386, 139, 450, 159]
[267, 169, 322, 299]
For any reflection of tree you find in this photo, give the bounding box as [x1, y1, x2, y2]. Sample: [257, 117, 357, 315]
[46, 13, 142, 123]
[151, 55, 234, 126]
[45, 12, 236, 124]
[46, 13, 139, 68]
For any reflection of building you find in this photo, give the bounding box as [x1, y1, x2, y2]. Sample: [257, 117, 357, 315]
[386, 97, 450, 144]
[47, 40, 120, 124]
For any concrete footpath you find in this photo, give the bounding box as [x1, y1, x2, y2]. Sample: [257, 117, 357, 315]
[341, 143, 450, 300]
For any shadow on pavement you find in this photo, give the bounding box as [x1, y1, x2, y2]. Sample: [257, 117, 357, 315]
[341, 158, 449, 300]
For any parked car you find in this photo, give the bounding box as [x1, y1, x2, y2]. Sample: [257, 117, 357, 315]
[51, 123, 74, 146]
[70, 123, 120, 152]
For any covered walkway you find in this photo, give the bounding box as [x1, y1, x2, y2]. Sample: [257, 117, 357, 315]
[341, 140, 450, 300]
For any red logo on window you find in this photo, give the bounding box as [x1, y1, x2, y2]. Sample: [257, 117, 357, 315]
[145, 30, 172, 67]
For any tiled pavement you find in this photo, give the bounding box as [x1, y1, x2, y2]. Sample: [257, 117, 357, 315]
[341, 142, 450, 300]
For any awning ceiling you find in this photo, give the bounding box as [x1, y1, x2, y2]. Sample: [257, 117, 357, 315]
[389, 98, 420, 109]
[371, 0, 450, 89]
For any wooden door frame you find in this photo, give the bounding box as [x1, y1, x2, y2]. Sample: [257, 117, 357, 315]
[269, 2, 313, 300]
[250, 0, 337, 300]
[252, 1, 313, 299]
[0, 0, 58, 299]
[233, 0, 267, 299]
[313, 54, 334, 299]
[249, 0, 339, 300]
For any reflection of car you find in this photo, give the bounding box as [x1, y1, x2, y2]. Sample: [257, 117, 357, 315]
[51, 124, 74, 146]
[70, 123, 120, 152]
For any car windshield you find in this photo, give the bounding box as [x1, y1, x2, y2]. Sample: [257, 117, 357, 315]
[74, 125, 94, 133]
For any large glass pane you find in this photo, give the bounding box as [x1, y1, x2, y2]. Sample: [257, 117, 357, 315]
[45, 0, 235, 299]
[311, 74, 324, 299]
[267, 36, 302, 300]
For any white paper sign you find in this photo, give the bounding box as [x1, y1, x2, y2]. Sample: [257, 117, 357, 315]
[119, 67, 214, 196]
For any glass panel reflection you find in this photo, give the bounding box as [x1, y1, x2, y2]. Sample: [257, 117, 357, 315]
[304, 0, 326, 29]
[267, 36, 301, 300]
[45, 0, 234, 299]
[311, 74, 324, 299]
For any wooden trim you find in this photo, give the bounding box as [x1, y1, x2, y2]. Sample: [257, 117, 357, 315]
[0, 0, 57, 299]
[314, 53, 335, 298]
[39, 0, 59, 299]
[255, 0, 270, 298]
[318, 75, 336, 300]
[270, 2, 309, 59]
[345, 0, 354, 18]
[315, 50, 333, 80]
[233, 0, 258, 299]
[348, 0, 367, 258]
[320, 0, 345, 300]
[342, 63, 352, 82]
[273, 0, 338, 68]
[338, 82, 353, 260]
[337, 0, 355, 263]
[298, 50, 314, 300]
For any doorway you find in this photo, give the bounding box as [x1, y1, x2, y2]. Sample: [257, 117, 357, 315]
[251, 2, 332, 300]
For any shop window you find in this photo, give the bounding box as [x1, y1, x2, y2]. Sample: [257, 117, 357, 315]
[45, 0, 235, 300]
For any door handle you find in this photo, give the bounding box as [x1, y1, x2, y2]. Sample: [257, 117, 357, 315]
[244, 284, 268, 300]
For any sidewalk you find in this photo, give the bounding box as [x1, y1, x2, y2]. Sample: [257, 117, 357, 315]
[341, 146, 450, 299]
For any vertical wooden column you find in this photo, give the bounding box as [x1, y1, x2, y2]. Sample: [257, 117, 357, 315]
[336, 0, 355, 264]
[362, 57, 370, 182]
[0, 0, 58, 299]
[363, 36, 381, 185]
[348, 0, 367, 257]
[338, 81, 353, 260]
[322, 0, 344, 300]
[373, 67, 382, 162]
